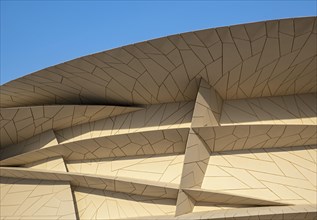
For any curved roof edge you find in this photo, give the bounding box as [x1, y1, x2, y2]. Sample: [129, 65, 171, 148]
[1, 16, 316, 107]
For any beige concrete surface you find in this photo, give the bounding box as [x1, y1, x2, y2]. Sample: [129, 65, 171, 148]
[1, 18, 316, 108]
[0, 17, 316, 219]
[0, 177, 77, 220]
[0, 105, 141, 147]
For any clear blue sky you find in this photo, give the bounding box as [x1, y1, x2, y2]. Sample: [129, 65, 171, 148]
[1, 1, 316, 84]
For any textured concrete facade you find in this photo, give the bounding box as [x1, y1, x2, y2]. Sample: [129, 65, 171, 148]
[0, 17, 316, 219]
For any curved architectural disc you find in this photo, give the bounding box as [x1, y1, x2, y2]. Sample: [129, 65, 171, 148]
[1, 17, 317, 220]
[1, 17, 316, 108]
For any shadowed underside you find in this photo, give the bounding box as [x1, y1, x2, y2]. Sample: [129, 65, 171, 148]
[0, 17, 316, 219]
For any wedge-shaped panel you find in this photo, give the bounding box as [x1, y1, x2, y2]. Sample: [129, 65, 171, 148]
[183, 188, 284, 206]
[56, 102, 194, 144]
[191, 203, 249, 214]
[59, 128, 188, 160]
[0, 157, 77, 219]
[0, 129, 189, 166]
[175, 190, 196, 216]
[136, 204, 317, 219]
[191, 79, 223, 128]
[202, 145, 317, 205]
[67, 153, 184, 185]
[24, 156, 68, 172]
[0, 130, 58, 161]
[195, 125, 316, 152]
[187, 204, 317, 219]
[175, 129, 210, 216]
[0, 167, 179, 199]
[221, 93, 317, 125]
[177, 188, 285, 216]
[74, 187, 177, 219]
[0, 177, 76, 220]
[0, 105, 141, 147]
[179, 129, 210, 188]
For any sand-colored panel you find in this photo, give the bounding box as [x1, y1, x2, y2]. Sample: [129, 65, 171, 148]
[221, 93, 317, 125]
[183, 188, 284, 206]
[202, 146, 317, 205]
[0, 130, 58, 161]
[0, 177, 76, 220]
[66, 154, 184, 185]
[0, 167, 179, 199]
[55, 102, 194, 144]
[177, 204, 317, 219]
[73, 187, 176, 219]
[191, 79, 223, 128]
[0, 105, 141, 147]
[24, 156, 68, 172]
[0, 128, 188, 166]
[179, 129, 210, 189]
[195, 125, 316, 152]
[175, 190, 196, 216]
